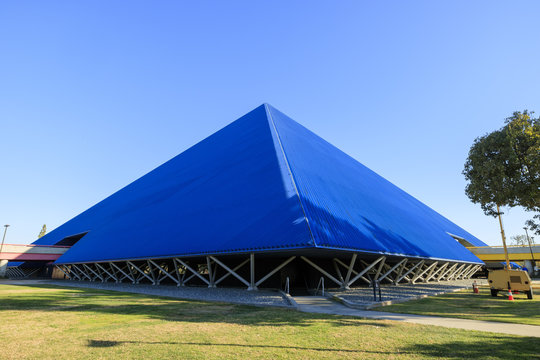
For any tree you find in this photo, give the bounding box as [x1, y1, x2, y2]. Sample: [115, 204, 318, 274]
[38, 224, 47, 238]
[510, 234, 534, 246]
[463, 110, 540, 234]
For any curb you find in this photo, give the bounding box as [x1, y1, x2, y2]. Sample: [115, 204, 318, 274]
[328, 293, 370, 310]
[279, 290, 299, 309]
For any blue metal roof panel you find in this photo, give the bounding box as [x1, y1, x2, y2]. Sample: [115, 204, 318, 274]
[267, 105, 485, 264]
[37, 105, 313, 263]
[34, 104, 485, 264]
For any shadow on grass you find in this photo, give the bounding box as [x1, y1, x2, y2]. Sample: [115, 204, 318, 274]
[0, 284, 391, 328]
[87, 339, 400, 354]
[87, 337, 540, 359]
[404, 338, 540, 359]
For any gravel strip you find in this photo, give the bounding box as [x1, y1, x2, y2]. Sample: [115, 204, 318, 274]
[329, 279, 488, 307]
[40, 280, 292, 308]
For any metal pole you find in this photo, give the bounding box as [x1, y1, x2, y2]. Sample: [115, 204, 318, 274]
[368, 274, 376, 301]
[496, 205, 511, 270]
[524, 227, 536, 264]
[0, 224, 10, 254]
[249, 253, 257, 291]
[0, 225, 9, 278]
[206, 257, 215, 288]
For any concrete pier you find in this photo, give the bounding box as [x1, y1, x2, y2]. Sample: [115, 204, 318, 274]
[0, 259, 8, 278]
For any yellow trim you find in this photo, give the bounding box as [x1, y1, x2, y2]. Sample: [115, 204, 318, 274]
[474, 253, 538, 261]
[467, 245, 535, 249]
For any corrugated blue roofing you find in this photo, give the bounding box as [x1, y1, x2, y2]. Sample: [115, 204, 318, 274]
[267, 105, 485, 263]
[34, 104, 485, 264]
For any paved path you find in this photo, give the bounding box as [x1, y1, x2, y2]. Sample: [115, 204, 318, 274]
[294, 296, 540, 338]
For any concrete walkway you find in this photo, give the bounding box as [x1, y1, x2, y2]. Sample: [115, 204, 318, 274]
[294, 296, 540, 338]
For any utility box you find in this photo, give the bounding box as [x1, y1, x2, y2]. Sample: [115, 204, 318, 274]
[488, 269, 533, 299]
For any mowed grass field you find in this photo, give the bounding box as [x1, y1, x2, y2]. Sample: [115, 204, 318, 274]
[383, 286, 540, 326]
[1, 284, 539, 360]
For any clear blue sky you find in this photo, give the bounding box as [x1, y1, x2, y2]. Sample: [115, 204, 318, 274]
[1, 1, 538, 246]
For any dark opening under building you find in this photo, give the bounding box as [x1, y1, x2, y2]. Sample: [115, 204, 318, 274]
[33, 104, 486, 291]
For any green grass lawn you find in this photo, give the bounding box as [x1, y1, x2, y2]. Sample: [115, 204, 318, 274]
[1, 284, 538, 360]
[382, 286, 540, 326]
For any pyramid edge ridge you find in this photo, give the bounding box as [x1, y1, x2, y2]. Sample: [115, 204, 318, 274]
[264, 104, 317, 247]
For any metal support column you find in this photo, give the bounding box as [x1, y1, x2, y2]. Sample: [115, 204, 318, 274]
[206, 256, 215, 288]
[249, 253, 257, 291]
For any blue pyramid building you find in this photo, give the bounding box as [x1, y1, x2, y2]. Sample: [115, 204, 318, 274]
[35, 104, 485, 289]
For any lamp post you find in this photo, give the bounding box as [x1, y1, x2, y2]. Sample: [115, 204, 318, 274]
[0, 225, 9, 278]
[523, 227, 536, 271]
[0, 224, 9, 254]
[496, 205, 511, 270]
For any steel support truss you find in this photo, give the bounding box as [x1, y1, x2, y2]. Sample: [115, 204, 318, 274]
[57, 253, 299, 290]
[298, 255, 482, 289]
[55, 254, 482, 290]
[5, 266, 41, 279]
[301, 255, 387, 289]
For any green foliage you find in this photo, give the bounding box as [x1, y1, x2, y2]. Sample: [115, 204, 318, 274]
[463, 110, 540, 234]
[38, 224, 47, 238]
[510, 234, 535, 246]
